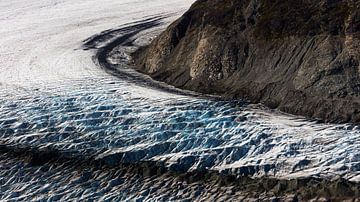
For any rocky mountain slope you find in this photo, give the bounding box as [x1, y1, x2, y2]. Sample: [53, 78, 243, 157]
[134, 0, 360, 123]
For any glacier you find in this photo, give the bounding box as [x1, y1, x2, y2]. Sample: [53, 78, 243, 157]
[0, 0, 359, 201]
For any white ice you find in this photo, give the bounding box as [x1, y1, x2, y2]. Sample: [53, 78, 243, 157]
[0, 0, 359, 189]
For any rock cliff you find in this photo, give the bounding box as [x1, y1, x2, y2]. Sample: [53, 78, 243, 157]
[134, 0, 360, 123]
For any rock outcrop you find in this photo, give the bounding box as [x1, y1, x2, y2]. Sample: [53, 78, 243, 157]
[134, 0, 360, 123]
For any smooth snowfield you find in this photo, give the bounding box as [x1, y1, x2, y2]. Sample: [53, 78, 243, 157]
[0, 0, 359, 200]
[0, 0, 193, 86]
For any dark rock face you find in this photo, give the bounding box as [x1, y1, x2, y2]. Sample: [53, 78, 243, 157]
[134, 0, 360, 123]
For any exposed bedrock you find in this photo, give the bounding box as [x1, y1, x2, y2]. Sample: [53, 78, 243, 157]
[134, 0, 360, 123]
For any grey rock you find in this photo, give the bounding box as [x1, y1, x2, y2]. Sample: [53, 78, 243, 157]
[134, 0, 360, 123]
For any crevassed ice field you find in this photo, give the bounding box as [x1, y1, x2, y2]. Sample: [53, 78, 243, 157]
[0, 0, 359, 200]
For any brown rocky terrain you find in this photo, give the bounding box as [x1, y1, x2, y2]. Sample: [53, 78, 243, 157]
[134, 0, 360, 123]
